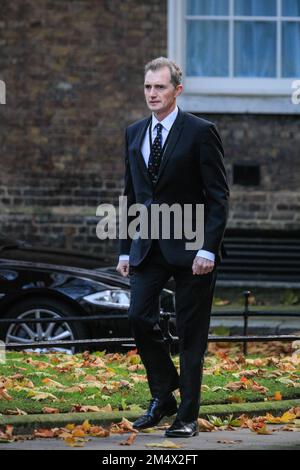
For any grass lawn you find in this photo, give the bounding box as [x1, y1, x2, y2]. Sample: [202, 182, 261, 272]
[0, 349, 299, 415]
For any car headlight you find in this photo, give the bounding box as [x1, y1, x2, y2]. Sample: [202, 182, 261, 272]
[83, 289, 130, 309]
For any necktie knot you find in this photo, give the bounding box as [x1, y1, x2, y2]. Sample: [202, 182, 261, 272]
[155, 123, 163, 135]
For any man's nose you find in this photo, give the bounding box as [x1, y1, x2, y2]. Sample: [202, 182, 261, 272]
[149, 87, 157, 97]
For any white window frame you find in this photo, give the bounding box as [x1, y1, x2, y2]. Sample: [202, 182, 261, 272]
[168, 0, 300, 114]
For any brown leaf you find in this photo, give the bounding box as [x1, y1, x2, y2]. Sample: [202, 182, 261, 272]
[250, 382, 269, 394]
[84, 375, 98, 382]
[120, 433, 137, 446]
[9, 374, 24, 381]
[111, 418, 138, 434]
[89, 426, 110, 437]
[64, 386, 84, 393]
[6, 408, 27, 416]
[70, 404, 102, 413]
[224, 381, 246, 392]
[42, 378, 65, 389]
[128, 364, 144, 372]
[246, 419, 272, 435]
[0, 387, 13, 401]
[25, 358, 49, 369]
[34, 429, 56, 438]
[274, 391, 282, 401]
[72, 428, 86, 438]
[42, 407, 60, 414]
[217, 440, 241, 444]
[227, 395, 246, 404]
[197, 418, 216, 432]
[289, 407, 300, 418]
[5, 425, 14, 438]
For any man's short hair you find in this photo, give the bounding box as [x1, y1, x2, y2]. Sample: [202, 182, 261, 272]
[144, 57, 182, 88]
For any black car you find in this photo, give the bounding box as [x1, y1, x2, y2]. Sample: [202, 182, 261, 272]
[0, 235, 175, 353]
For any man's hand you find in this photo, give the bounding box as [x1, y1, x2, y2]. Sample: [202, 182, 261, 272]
[116, 260, 130, 277]
[192, 256, 214, 275]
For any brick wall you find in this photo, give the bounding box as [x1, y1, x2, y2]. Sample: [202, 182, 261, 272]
[0, 0, 166, 260]
[202, 113, 300, 231]
[0, 0, 299, 263]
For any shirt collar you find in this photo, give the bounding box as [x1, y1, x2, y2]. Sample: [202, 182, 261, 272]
[151, 106, 178, 132]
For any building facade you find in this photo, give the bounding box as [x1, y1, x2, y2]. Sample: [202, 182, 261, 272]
[0, 0, 299, 262]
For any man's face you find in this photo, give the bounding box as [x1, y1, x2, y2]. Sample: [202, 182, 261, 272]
[144, 66, 182, 115]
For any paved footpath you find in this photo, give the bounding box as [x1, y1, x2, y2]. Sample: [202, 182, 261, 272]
[1, 426, 299, 451]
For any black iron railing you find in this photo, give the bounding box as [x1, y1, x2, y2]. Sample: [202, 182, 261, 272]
[1, 291, 299, 355]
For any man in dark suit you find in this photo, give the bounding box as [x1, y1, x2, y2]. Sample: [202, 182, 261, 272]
[116, 57, 229, 438]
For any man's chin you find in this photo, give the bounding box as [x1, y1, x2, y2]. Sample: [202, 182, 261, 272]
[148, 103, 162, 111]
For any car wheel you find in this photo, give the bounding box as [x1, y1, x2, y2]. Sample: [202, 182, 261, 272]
[3, 297, 88, 354]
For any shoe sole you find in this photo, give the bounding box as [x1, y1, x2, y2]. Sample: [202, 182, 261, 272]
[165, 431, 199, 438]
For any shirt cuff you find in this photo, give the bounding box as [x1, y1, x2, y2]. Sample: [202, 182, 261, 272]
[119, 255, 130, 261]
[196, 250, 215, 262]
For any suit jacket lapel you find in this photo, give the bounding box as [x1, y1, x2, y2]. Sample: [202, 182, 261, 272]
[156, 108, 185, 184]
[134, 116, 152, 182]
[133, 109, 186, 187]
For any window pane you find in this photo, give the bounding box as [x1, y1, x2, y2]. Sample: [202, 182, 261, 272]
[187, 0, 228, 16]
[234, 0, 277, 16]
[186, 21, 229, 76]
[282, 0, 300, 16]
[282, 22, 300, 76]
[234, 21, 276, 76]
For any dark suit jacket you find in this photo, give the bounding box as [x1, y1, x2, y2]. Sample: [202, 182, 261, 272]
[119, 108, 230, 267]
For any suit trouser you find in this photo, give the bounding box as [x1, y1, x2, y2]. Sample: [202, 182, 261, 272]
[128, 241, 218, 422]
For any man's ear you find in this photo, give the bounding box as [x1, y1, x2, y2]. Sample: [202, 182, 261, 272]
[175, 84, 183, 98]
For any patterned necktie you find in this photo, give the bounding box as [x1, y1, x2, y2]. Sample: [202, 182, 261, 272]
[148, 123, 163, 184]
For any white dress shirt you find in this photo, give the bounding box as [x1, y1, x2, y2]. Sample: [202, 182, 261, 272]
[119, 106, 215, 263]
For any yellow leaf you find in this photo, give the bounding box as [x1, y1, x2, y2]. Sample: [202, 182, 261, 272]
[65, 424, 75, 431]
[128, 355, 141, 365]
[214, 299, 230, 306]
[146, 440, 184, 449]
[265, 413, 282, 424]
[266, 411, 296, 424]
[82, 420, 91, 432]
[28, 391, 58, 402]
[64, 437, 86, 447]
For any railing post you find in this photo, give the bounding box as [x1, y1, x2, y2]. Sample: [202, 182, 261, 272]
[243, 290, 251, 355]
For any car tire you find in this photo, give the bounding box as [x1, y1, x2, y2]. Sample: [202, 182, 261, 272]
[2, 297, 89, 354]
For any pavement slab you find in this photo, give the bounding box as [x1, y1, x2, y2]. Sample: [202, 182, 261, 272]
[0, 426, 299, 451]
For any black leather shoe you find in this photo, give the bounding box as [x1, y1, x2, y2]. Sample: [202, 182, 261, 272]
[165, 419, 199, 438]
[133, 394, 177, 430]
